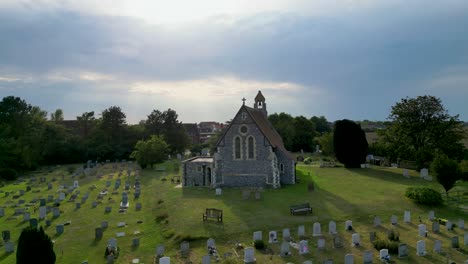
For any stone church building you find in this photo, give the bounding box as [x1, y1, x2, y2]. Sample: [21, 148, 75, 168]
[182, 91, 296, 188]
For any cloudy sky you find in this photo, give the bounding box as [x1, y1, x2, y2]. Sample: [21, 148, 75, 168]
[1, 0, 467, 123]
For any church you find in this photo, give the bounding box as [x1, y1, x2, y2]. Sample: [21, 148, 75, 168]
[182, 91, 296, 188]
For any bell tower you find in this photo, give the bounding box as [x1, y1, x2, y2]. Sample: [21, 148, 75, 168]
[254, 90, 267, 116]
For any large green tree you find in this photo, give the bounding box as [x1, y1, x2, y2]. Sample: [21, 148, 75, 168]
[310, 116, 331, 134]
[431, 152, 462, 196]
[268, 112, 295, 150]
[17, 226, 56, 264]
[130, 135, 168, 168]
[50, 109, 64, 122]
[315, 131, 334, 156]
[383, 95, 465, 168]
[333, 119, 368, 168]
[291, 116, 316, 152]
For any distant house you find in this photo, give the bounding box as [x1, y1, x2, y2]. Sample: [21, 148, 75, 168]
[198, 121, 224, 144]
[182, 123, 200, 145]
[182, 91, 296, 188]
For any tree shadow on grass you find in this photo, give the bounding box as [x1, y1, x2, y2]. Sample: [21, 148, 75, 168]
[346, 167, 425, 186]
[0, 252, 14, 262]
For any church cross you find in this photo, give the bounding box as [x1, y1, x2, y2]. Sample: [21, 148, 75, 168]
[242, 97, 246, 105]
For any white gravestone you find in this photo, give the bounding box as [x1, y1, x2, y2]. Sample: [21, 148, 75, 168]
[428, 210, 435, 221]
[299, 240, 310, 254]
[298, 225, 306, 237]
[417, 240, 426, 256]
[403, 169, 409, 178]
[317, 238, 325, 250]
[73, 180, 79, 188]
[313, 222, 322, 236]
[345, 220, 353, 231]
[207, 238, 215, 248]
[202, 255, 211, 264]
[344, 254, 354, 264]
[282, 228, 291, 241]
[215, 188, 222, 196]
[464, 233, 468, 246]
[159, 257, 170, 264]
[268, 231, 278, 243]
[352, 233, 360, 246]
[418, 224, 427, 237]
[253, 231, 262, 241]
[391, 215, 397, 225]
[459, 219, 465, 229]
[404, 211, 411, 223]
[280, 241, 290, 256]
[244, 247, 255, 263]
[374, 216, 381, 227]
[434, 240, 442, 253]
[329, 221, 337, 234]
[380, 249, 389, 260]
[420, 168, 428, 178]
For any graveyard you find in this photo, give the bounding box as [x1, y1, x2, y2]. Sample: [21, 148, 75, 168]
[0, 160, 467, 263]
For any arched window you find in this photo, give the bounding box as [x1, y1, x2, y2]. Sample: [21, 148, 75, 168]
[247, 136, 255, 159]
[234, 136, 241, 159]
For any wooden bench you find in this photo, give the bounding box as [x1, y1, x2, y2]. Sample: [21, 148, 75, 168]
[203, 208, 223, 222]
[290, 203, 312, 215]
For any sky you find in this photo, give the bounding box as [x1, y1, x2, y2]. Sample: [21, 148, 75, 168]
[1, 0, 468, 124]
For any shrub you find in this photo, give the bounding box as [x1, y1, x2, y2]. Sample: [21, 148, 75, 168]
[304, 157, 312, 165]
[372, 239, 399, 254]
[0, 168, 18, 181]
[333, 119, 368, 168]
[253, 240, 266, 250]
[155, 213, 168, 223]
[405, 187, 443, 206]
[387, 229, 399, 242]
[66, 166, 75, 174]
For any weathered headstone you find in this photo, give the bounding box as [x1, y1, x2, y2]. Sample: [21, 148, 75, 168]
[317, 238, 325, 250]
[48, 195, 54, 202]
[298, 225, 306, 238]
[23, 212, 31, 221]
[202, 255, 211, 264]
[53, 207, 60, 217]
[333, 235, 343, 248]
[29, 218, 38, 228]
[380, 249, 389, 261]
[76, 203, 81, 209]
[73, 180, 79, 188]
[40, 198, 46, 206]
[363, 250, 373, 264]
[323, 259, 333, 264]
[464, 233, 468, 246]
[459, 219, 465, 230]
[391, 215, 397, 225]
[156, 245, 165, 257]
[159, 257, 170, 264]
[404, 210, 411, 223]
[447, 220, 453, 231]
[132, 238, 140, 247]
[95, 227, 103, 240]
[398, 243, 408, 258]
[420, 168, 428, 178]
[434, 240, 442, 253]
[105, 206, 111, 213]
[39, 206, 46, 219]
[369, 232, 376, 242]
[46, 219, 51, 226]
[244, 247, 255, 263]
[418, 224, 427, 237]
[0, 208, 5, 217]
[416, 240, 426, 256]
[351, 233, 360, 246]
[345, 220, 353, 231]
[313, 222, 322, 236]
[268, 231, 278, 243]
[92, 201, 98, 208]
[2, 230, 11, 241]
[136, 203, 142, 211]
[280, 241, 290, 256]
[402, 169, 409, 178]
[329, 221, 337, 234]
[56, 224, 64, 234]
[181, 241, 190, 258]
[344, 254, 354, 264]
[428, 210, 435, 221]
[432, 222, 440, 233]
[298, 240, 309, 254]
[5, 241, 14, 253]
[253, 231, 262, 241]
[451, 236, 459, 248]
[282, 228, 291, 241]
[215, 188, 222, 196]
[101, 220, 108, 228]
[59, 192, 65, 201]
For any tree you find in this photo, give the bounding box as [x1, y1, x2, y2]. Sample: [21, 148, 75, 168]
[50, 109, 64, 122]
[310, 116, 331, 134]
[17, 226, 56, 264]
[291, 116, 316, 152]
[268, 112, 295, 150]
[384, 95, 465, 168]
[333, 119, 368, 168]
[431, 152, 462, 196]
[315, 132, 334, 156]
[77, 111, 96, 138]
[100, 106, 128, 158]
[130, 135, 168, 168]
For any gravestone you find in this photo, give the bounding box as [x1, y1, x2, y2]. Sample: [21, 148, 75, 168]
[117, 222, 126, 227]
[244, 247, 256, 263]
[416, 240, 426, 256]
[59, 192, 65, 201]
[48, 195, 54, 202]
[432, 222, 440, 233]
[107, 255, 114, 264]
[345, 220, 353, 231]
[29, 218, 38, 228]
[428, 210, 435, 221]
[329, 221, 337, 234]
[300, 240, 310, 254]
[156, 245, 165, 257]
[333, 235, 343, 248]
[404, 211, 411, 223]
[56, 224, 64, 234]
[39, 206, 47, 219]
[323, 260, 333, 264]
[459, 219, 465, 229]
[418, 224, 427, 237]
[0, 208, 4, 217]
[298, 225, 306, 238]
[46, 219, 51, 226]
[253, 231, 262, 241]
[202, 255, 211, 264]
[280, 241, 290, 256]
[283, 228, 291, 241]
[434, 240, 442, 253]
[101, 220, 108, 228]
[40, 199, 46, 206]
[73, 180, 79, 188]
[398, 243, 408, 258]
[369, 232, 376, 242]
[23, 212, 31, 221]
[403, 169, 409, 178]
[95, 228, 103, 240]
[451, 236, 459, 248]
[207, 238, 215, 249]
[5, 241, 14, 253]
[76, 203, 81, 209]
[159, 257, 170, 264]
[215, 188, 222, 195]
[344, 254, 354, 264]
[105, 206, 111, 213]
[53, 207, 60, 217]
[351, 233, 360, 246]
[465, 233, 468, 246]
[108, 238, 117, 248]
[363, 250, 373, 264]
[106, 181, 111, 187]
[380, 249, 389, 261]
[447, 220, 454, 231]
[2, 230, 11, 241]
[268, 231, 278, 243]
[92, 201, 98, 208]
[317, 238, 325, 250]
[48, 183, 53, 190]
[81, 197, 87, 203]
[420, 168, 428, 178]
[391, 215, 397, 225]
[313, 222, 322, 236]
[181, 241, 190, 258]
[136, 203, 142, 211]
[132, 238, 140, 247]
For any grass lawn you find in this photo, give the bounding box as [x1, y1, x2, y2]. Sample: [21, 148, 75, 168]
[0, 161, 467, 263]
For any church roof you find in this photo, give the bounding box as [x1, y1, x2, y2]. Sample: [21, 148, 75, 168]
[254, 91, 265, 101]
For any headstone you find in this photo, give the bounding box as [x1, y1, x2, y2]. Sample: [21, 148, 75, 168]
[136, 203, 142, 211]
[59, 192, 65, 201]
[132, 238, 140, 247]
[420, 168, 428, 178]
[48, 183, 53, 190]
[38, 206, 46, 219]
[92, 201, 98, 208]
[298, 225, 306, 237]
[81, 197, 87, 203]
[159, 257, 170, 264]
[418, 224, 427, 237]
[300, 240, 310, 254]
[106, 181, 111, 187]
[402, 169, 409, 178]
[207, 238, 215, 249]
[76, 203, 81, 209]
[23, 212, 31, 221]
[379, 249, 389, 261]
[117, 222, 126, 227]
[434, 240, 442, 253]
[156, 245, 165, 257]
[181, 241, 190, 257]
[95, 228, 103, 240]
[280, 241, 290, 256]
[369, 232, 376, 242]
[48, 195, 54, 202]
[202, 255, 211, 264]
[215, 188, 222, 195]
[282, 228, 291, 241]
[446, 220, 453, 231]
[56, 224, 64, 234]
[105, 206, 111, 213]
[459, 219, 465, 229]
[398, 243, 408, 258]
[268, 231, 278, 243]
[53, 207, 60, 217]
[101, 220, 108, 228]
[244, 247, 255, 263]
[73, 180, 79, 188]
[46, 219, 51, 226]
[5, 241, 14, 253]
[2, 230, 11, 241]
[108, 237, 117, 248]
[333, 235, 343, 248]
[107, 255, 114, 264]
[465, 233, 468, 246]
[451, 236, 459, 248]
[404, 211, 411, 223]
[323, 260, 333, 264]
[416, 240, 426, 256]
[344, 254, 354, 264]
[391, 215, 397, 225]
[29, 218, 38, 228]
[313, 222, 322, 236]
[432, 222, 440, 233]
[317, 238, 325, 250]
[363, 250, 373, 264]
[351, 233, 360, 246]
[329, 221, 337, 234]
[428, 210, 435, 221]
[253, 231, 262, 241]
[345, 220, 353, 231]
[0, 208, 4, 217]
[40, 199, 46, 206]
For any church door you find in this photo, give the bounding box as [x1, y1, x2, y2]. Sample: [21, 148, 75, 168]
[207, 168, 212, 186]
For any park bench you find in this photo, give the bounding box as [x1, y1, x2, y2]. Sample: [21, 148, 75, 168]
[290, 203, 312, 215]
[203, 208, 223, 223]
